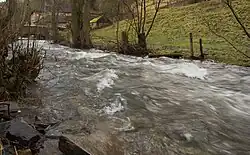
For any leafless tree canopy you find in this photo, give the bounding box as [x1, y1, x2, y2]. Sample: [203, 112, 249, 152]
[223, 0, 250, 39]
[121, 0, 162, 49]
[71, 0, 92, 48]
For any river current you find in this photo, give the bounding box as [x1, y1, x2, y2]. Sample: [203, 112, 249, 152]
[25, 41, 250, 155]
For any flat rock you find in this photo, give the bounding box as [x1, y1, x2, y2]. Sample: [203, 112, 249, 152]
[59, 129, 124, 155]
[59, 136, 91, 155]
[39, 139, 62, 155]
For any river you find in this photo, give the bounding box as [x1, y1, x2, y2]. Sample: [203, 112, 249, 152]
[25, 41, 250, 155]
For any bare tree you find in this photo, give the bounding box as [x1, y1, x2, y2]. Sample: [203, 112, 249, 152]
[71, 0, 92, 48]
[0, 0, 16, 86]
[122, 0, 162, 49]
[81, 0, 92, 48]
[223, 0, 250, 39]
[0, 0, 17, 58]
[51, 0, 59, 43]
[98, 0, 132, 19]
[207, 0, 250, 59]
[71, 0, 83, 48]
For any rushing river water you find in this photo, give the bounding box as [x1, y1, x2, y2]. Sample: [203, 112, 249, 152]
[26, 41, 250, 155]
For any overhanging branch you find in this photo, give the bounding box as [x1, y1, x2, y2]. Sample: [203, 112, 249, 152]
[224, 0, 250, 39]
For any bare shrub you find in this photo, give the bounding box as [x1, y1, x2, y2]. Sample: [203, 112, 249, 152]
[0, 0, 44, 101]
[0, 41, 45, 101]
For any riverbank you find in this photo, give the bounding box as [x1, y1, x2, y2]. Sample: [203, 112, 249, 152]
[91, 0, 250, 66]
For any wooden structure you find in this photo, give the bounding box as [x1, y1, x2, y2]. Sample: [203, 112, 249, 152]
[190, 32, 194, 57]
[90, 15, 112, 29]
[21, 25, 50, 39]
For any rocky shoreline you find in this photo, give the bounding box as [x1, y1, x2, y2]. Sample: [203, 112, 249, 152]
[0, 102, 90, 155]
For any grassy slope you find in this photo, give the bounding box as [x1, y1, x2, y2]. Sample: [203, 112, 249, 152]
[92, 0, 250, 66]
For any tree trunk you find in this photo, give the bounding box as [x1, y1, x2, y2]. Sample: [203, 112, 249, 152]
[81, 0, 92, 48]
[0, 0, 16, 31]
[138, 33, 147, 49]
[71, 0, 83, 48]
[116, 1, 120, 51]
[121, 31, 128, 53]
[0, 0, 16, 88]
[52, 0, 59, 43]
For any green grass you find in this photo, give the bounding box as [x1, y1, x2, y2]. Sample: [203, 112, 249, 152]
[92, 0, 250, 66]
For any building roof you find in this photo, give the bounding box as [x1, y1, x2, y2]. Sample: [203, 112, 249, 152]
[90, 16, 103, 23]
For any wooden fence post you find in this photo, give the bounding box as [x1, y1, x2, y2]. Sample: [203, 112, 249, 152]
[199, 38, 204, 59]
[189, 33, 194, 58]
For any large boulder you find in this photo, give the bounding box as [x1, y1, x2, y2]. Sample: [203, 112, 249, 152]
[0, 118, 44, 153]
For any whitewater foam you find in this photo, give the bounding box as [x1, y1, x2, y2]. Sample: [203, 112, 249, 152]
[144, 61, 208, 80]
[114, 117, 135, 132]
[77, 69, 118, 91]
[104, 103, 124, 115]
[67, 50, 110, 60]
[96, 69, 118, 92]
[167, 63, 208, 80]
[103, 94, 126, 115]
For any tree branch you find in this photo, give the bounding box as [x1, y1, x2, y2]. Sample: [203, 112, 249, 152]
[224, 0, 250, 39]
[206, 21, 250, 59]
[139, 0, 143, 33]
[122, 0, 139, 34]
[135, 0, 141, 33]
[146, 0, 161, 37]
[142, 0, 146, 33]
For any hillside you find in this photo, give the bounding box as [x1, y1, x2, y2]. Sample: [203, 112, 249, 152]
[92, 0, 250, 66]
